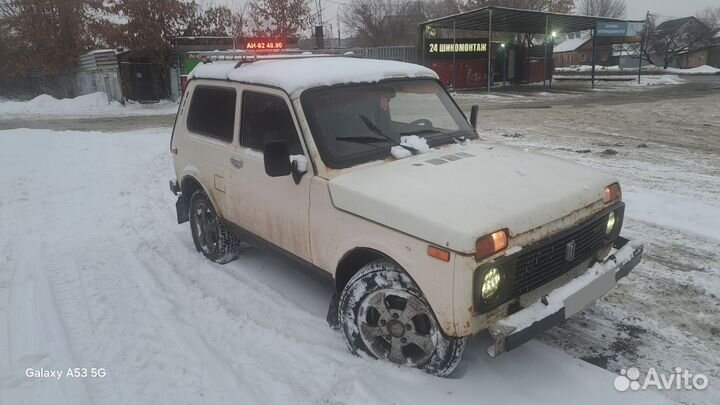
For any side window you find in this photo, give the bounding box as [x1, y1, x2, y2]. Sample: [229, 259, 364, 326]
[187, 86, 236, 142]
[240, 91, 303, 154]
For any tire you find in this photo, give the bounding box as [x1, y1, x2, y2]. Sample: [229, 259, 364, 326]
[338, 259, 465, 377]
[188, 189, 241, 264]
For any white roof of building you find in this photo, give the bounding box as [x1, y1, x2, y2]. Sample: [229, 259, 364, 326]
[554, 36, 590, 53]
[188, 57, 438, 97]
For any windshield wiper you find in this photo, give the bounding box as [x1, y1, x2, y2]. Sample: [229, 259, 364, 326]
[335, 136, 393, 144]
[357, 114, 418, 154]
[399, 129, 442, 136]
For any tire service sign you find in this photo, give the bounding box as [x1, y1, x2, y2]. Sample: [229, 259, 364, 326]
[425, 38, 489, 59]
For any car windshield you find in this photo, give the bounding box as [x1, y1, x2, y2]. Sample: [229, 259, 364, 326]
[301, 79, 477, 168]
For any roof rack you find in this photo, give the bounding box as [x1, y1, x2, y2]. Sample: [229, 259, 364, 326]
[186, 49, 359, 68]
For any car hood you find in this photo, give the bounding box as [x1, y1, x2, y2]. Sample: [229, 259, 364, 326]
[328, 143, 616, 253]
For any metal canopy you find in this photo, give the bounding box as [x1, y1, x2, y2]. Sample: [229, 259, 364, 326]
[421, 6, 642, 34]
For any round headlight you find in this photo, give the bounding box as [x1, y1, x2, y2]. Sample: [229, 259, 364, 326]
[481, 268, 501, 301]
[606, 211, 617, 235]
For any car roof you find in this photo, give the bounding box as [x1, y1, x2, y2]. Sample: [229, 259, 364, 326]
[188, 56, 439, 98]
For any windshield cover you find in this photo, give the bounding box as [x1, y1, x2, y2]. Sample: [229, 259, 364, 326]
[301, 79, 477, 168]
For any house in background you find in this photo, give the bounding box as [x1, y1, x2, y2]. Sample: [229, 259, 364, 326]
[552, 35, 613, 67]
[678, 29, 720, 68]
[649, 17, 713, 68]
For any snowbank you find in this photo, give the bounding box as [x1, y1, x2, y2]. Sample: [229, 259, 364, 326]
[553, 75, 685, 87]
[0, 92, 178, 118]
[662, 65, 720, 74]
[556, 64, 719, 75]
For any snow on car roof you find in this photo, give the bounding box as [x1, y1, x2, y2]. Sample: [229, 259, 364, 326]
[188, 57, 439, 96]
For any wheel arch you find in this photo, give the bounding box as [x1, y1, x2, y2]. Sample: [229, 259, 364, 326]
[180, 174, 203, 204]
[180, 175, 225, 220]
[334, 247, 427, 296]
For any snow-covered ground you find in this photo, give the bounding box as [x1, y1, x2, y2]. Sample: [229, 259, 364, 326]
[552, 75, 685, 87]
[0, 128, 671, 405]
[467, 91, 720, 405]
[0, 92, 178, 119]
[555, 64, 720, 75]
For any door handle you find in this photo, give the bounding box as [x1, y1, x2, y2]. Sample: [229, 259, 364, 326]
[230, 157, 243, 169]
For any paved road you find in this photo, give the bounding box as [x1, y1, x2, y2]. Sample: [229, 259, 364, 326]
[0, 113, 176, 132]
[455, 75, 720, 110]
[1, 76, 717, 132]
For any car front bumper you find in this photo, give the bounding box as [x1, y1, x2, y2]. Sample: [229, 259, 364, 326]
[485, 236, 643, 358]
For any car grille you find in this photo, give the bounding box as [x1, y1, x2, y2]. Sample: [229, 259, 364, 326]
[511, 213, 610, 297]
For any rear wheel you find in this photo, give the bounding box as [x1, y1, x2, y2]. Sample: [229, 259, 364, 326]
[189, 190, 241, 264]
[338, 259, 465, 377]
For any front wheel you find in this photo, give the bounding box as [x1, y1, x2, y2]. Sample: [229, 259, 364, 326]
[189, 190, 241, 264]
[338, 259, 465, 377]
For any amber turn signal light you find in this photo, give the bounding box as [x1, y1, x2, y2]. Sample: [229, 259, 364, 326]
[603, 183, 622, 204]
[427, 245, 451, 262]
[475, 229, 508, 261]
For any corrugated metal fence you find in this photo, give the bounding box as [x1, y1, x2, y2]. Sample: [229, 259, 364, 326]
[356, 46, 417, 64]
[75, 50, 123, 102]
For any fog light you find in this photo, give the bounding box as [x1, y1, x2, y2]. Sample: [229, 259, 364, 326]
[481, 268, 501, 301]
[606, 211, 617, 235]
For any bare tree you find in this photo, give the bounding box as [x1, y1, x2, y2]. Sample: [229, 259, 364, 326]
[91, 0, 197, 68]
[577, 0, 626, 18]
[344, 0, 465, 47]
[696, 6, 720, 30]
[249, 0, 312, 42]
[344, 0, 424, 46]
[464, 0, 575, 13]
[423, 0, 461, 19]
[184, 5, 248, 38]
[0, 0, 91, 76]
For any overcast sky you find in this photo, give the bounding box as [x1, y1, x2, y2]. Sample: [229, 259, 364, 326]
[624, 0, 716, 20]
[314, 0, 718, 36]
[219, 0, 718, 38]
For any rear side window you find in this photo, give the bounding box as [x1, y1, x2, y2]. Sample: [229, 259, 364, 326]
[240, 91, 303, 154]
[187, 86, 236, 142]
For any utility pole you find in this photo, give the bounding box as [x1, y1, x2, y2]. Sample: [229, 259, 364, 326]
[337, 9, 341, 48]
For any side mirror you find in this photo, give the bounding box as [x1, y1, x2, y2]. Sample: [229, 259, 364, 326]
[264, 141, 292, 177]
[469, 105, 479, 129]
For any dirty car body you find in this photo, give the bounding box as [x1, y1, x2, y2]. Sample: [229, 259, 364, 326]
[169, 56, 642, 374]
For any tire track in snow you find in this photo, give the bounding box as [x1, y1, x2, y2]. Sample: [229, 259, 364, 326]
[0, 240, 93, 405]
[120, 151, 378, 404]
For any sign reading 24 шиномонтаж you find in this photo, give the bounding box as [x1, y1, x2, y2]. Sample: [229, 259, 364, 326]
[425, 38, 489, 59]
[596, 22, 645, 37]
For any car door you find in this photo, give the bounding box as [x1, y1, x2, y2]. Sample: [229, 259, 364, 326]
[177, 82, 239, 218]
[228, 86, 312, 261]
